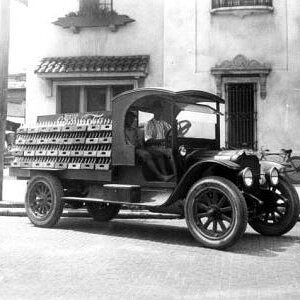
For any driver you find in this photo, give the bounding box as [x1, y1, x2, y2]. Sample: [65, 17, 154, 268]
[143, 101, 175, 179]
[145, 101, 171, 142]
[125, 111, 174, 182]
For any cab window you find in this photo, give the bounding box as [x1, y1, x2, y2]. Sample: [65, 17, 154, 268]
[176, 111, 216, 139]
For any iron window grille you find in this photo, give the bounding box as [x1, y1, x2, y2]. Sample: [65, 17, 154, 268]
[55, 0, 134, 33]
[212, 0, 273, 9]
[98, 0, 113, 12]
[79, 0, 113, 14]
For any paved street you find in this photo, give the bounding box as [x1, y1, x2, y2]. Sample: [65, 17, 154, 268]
[1, 216, 300, 299]
[2, 168, 300, 299]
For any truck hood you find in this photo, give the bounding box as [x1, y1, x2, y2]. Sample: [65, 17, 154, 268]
[213, 149, 251, 162]
[213, 149, 285, 173]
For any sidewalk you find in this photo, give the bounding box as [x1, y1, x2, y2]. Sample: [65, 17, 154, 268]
[1, 168, 27, 207]
[0, 169, 180, 219]
[1, 168, 91, 217]
[1, 168, 300, 219]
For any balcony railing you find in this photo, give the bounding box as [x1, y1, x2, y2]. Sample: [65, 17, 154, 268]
[212, 0, 273, 9]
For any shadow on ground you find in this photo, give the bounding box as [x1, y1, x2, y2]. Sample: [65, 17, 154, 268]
[51, 216, 300, 257]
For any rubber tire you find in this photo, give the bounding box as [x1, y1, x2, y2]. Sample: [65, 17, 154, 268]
[87, 203, 120, 222]
[25, 173, 64, 228]
[284, 156, 300, 184]
[249, 177, 300, 236]
[184, 176, 248, 250]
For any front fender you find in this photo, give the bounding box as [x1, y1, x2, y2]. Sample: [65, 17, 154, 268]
[163, 160, 241, 207]
[260, 160, 285, 174]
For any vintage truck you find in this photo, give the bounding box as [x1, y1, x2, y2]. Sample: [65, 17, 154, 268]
[10, 88, 300, 250]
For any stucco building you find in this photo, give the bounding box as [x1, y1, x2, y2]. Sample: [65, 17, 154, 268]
[26, 0, 300, 152]
[7, 73, 26, 126]
[7, 0, 28, 126]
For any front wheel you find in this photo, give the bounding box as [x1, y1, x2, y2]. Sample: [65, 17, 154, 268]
[184, 176, 248, 250]
[249, 176, 299, 236]
[25, 173, 64, 228]
[284, 156, 300, 184]
[87, 202, 120, 222]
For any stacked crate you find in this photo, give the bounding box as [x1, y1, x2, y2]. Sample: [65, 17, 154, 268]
[11, 114, 112, 171]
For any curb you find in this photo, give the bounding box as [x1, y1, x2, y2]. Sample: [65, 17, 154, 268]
[0, 203, 24, 208]
[0, 208, 298, 221]
[0, 211, 91, 218]
[1, 203, 299, 221]
[0, 208, 90, 218]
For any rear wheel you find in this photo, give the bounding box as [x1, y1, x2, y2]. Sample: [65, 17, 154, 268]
[184, 176, 248, 250]
[25, 173, 64, 228]
[87, 202, 120, 222]
[249, 177, 299, 236]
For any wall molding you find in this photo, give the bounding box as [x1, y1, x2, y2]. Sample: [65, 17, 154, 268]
[211, 5, 274, 18]
[211, 55, 271, 99]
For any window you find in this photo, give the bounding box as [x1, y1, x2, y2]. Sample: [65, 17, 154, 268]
[86, 87, 106, 112]
[79, 0, 113, 14]
[60, 87, 80, 113]
[212, 0, 273, 9]
[98, 0, 113, 11]
[59, 84, 133, 114]
[138, 111, 154, 129]
[112, 85, 133, 97]
[176, 111, 216, 140]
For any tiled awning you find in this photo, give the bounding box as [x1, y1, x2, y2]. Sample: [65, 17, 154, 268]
[35, 55, 149, 79]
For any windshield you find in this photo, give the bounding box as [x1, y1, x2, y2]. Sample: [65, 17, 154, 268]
[176, 103, 218, 139]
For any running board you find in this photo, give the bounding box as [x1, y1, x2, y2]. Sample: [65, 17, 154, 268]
[62, 186, 173, 208]
[62, 196, 167, 207]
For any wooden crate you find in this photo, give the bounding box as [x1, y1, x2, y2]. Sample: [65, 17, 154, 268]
[85, 137, 99, 144]
[97, 150, 111, 157]
[80, 163, 95, 170]
[68, 163, 81, 169]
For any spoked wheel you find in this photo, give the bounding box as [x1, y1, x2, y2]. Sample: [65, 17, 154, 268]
[87, 202, 120, 222]
[184, 176, 248, 250]
[284, 156, 300, 184]
[25, 174, 64, 227]
[249, 176, 299, 236]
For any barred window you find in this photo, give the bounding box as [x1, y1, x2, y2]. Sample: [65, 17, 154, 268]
[212, 0, 273, 9]
[79, 0, 113, 14]
[98, 0, 113, 11]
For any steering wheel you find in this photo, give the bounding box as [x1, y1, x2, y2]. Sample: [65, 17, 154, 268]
[178, 120, 191, 136]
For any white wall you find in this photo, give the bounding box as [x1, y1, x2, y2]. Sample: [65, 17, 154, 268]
[25, 0, 300, 153]
[9, 0, 29, 74]
[163, 0, 300, 153]
[26, 0, 164, 122]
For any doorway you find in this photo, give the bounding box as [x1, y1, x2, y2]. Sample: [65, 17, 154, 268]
[225, 83, 257, 150]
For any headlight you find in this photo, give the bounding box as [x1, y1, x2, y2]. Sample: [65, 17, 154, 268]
[179, 145, 187, 157]
[241, 167, 253, 187]
[266, 167, 279, 186]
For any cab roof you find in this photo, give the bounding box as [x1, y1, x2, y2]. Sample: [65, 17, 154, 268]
[112, 87, 225, 106]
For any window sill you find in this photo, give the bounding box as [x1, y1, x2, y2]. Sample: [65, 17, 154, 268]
[210, 6, 274, 17]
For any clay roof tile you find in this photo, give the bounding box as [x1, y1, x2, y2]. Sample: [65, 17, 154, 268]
[35, 55, 149, 74]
